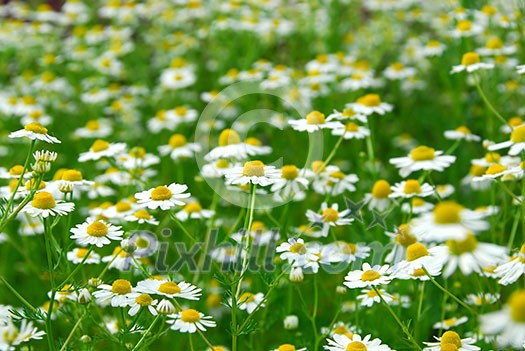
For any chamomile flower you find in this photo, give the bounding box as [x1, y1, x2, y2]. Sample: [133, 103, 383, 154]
[321, 241, 370, 264]
[423, 330, 480, 351]
[204, 129, 270, 161]
[92, 279, 136, 307]
[325, 333, 393, 351]
[136, 279, 201, 300]
[433, 316, 468, 330]
[389, 146, 456, 177]
[344, 263, 392, 289]
[306, 203, 353, 236]
[331, 122, 370, 140]
[444, 126, 481, 142]
[272, 345, 306, 351]
[236, 292, 265, 314]
[125, 209, 159, 225]
[289, 110, 343, 133]
[66, 247, 101, 264]
[326, 108, 368, 123]
[383, 62, 416, 80]
[494, 244, 525, 285]
[23, 191, 75, 218]
[126, 293, 158, 316]
[402, 198, 433, 214]
[395, 243, 446, 276]
[74, 119, 112, 138]
[312, 168, 358, 196]
[70, 219, 124, 247]
[175, 202, 215, 221]
[276, 238, 320, 271]
[489, 125, 525, 156]
[480, 290, 525, 348]
[345, 94, 393, 116]
[135, 183, 190, 210]
[78, 139, 126, 162]
[166, 309, 216, 333]
[389, 179, 434, 199]
[411, 201, 489, 241]
[466, 293, 500, 306]
[8, 122, 61, 143]
[224, 160, 281, 186]
[451, 52, 494, 74]
[364, 180, 392, 212]
[158, 134, 202, 160]
[0, 320, 46, 348]
[271, 165, 309, 202]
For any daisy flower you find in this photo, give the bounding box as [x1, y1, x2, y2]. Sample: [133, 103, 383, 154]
[166, 309, 216, 333]
[0, 320, 46, 348]
[331, 122, 370, 140]
[389, 146, 456, 178]
[136, 279, 201, 300]
[204, 129, 270, 161]
[8, 122, 61, 144]
[321, 241, 370, 264]
[325, 333, 393, 351]
[451, 52, 494, 74]
[288, 110, 343, 132]
[276, 238, 320, 271]
[306, 202, 353, 236]
[364, 179, 392, 212]
[389, 179, 434, 199]
[135, 183, 190, 210]
[423, 330, 480, 351]
[480, 290, 525, 348]
[494, 244, 525, 285]
[326, 108, 368, 123]
[126, 293, 158, 316]
[433, 316, 468, 330]
[92, 279, 136, 307]
[410, 201, 489, 241]
[23, 191, 75, 218]
[66, 248, 101, 264]
[125, 209, 160, 225]
[270, 165, 309, 202]
[384, 224, 418, 263]
[357, 288, 393, 307]
[345, 94, 393, 116]
[78, 139, 127, 162]
[74, 119, 113, 139]
[236, 292, 265, 314]
[466, 293, 500, 306]
[383, 62, 417, 80]
[312, 168, 359, 196]
[272, 345, 306, 351]
[158, 133, 202, 160]
[344, 263, 392, 289]
[444, 126, 481, 142]
[224, 160, 281, 187]
[441, 234, 508, 277]
[394, 243, 446, 276]
[126, 232, 158, 257]
[489, 125, 525, 156]
[401, 198, 434, 214]
[70, 219, 124, 247]
[175, 202, 215, 221]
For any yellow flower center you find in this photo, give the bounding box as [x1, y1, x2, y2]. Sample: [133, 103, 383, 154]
[111, 279, 132, 295]
[510, 125, 525, 143]
[357, 94, 381, 107]
[32, 192, 56, 209]
[290, 242, 307, 254]
[427, 40, 441, 47]
[86, 221, 109, 237]
[9, 165, 24, 176]
[322, 208, 339, 222]
[446, 234, 478, 255]
[242, 160, 265, 177]
[158, 282, 181, 295]
[129, 147, 146, 159]
[455, 126, 471, 134]
[345, 123, 359, 132]
[207, 293, 222, 308]
[395, 224, 417, 247]
[311, 160, 326, 173]
[184, 202, 202, 213]
[361, 270, 381, 281]
[151, 186, 173, 201]
[91, 139, 110, 152]
[169, 134, 187, 148]
[24, 122, 48, 134]
[239, 292, 255, 303]
[457, 20, 472, 31]
[134, 210, 151, 220]
[434, 201, 463, 224]
[486, 38, 503, 49]
[136, 294, 153, 306]
[116, 201, 132, 212]
[440, 331, 462, 347]
[180, 309, 201, 323]
[410, 146, 435, 161]
[277, 344, 296, 351]
[62, 169, 83, 182]
[403, 180, 421, 194]
[76, 248, 89, 259]
[461, 52, 482, 67]
[406, 243, 429, 262]
[372, 180, 391, 199]
[86, 120, 100, 131]
[333, 325, 349, 334]
[509, 290, 525, 322]
[251, 221, 266, 233]
[245, 137, 262, 146]
[216, 159, 230, 169]
[346, 341, 367, 351]
[135, 237, 150, 249]
[391, 62, 404, 71]
[469, 165, 487, 177]
[306, 111, 326, 125]
[509, 117, 523, 127]
[218, 129, 241, 146]
[282, 165, 299, 180]
[342, 242, 357, 254]
[440, 345, 459, 351]
[482, 5, 496, 15]
[485, 164, 506, 175]
[342, 108, 356, 117]
[484, 152, 500, 163]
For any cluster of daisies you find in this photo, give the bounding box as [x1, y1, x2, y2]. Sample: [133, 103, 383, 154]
[1, 0, 525, 351]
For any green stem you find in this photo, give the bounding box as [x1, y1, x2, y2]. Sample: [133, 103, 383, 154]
[474, 76, 507, 125]
[43, 218, 57, 351]
[0, 276, 38, 312]
[132, 315, 161, 351]
[316, 133, 345, 175]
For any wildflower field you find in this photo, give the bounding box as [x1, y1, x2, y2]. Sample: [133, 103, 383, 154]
[1, 0, 525, 350]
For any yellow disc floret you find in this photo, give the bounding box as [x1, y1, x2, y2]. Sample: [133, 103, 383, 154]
[31, 192, 56, 209]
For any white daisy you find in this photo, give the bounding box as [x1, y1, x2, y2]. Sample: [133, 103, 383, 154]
[136, 279, 201, 300]
[78, 139, 127, 162]
[166, 309, 216, 333]
[125, 209, 160, 225]
[224, 160, 281, 187]
[306, 203, 353, 237]
[326, 108, 368, 123]
[444, 126, 481, 142]
[66, 247, 101, 264]
[494, 244, 525, 285]
[433, 316, 468, 330]
[158, 133, 202, 160]
[357, 288, 393, 307]
[331, 122, 370, 140]
[70, 219, 124, 247]
[344, 263, 392, 289]
[92, 279, 136, 307]
[345, 94, 393, 116]
[389, 146, 456, 178]
[451, 52, 494, 74]
[134, 183, 191, 210]
[23, 191, 75, 218]
[276, 238, 320, 271]
[423, 330, 480, 351]
[489, 125, 525, 156]
[325, 333, 393, 351]
[126, 293, 158, 316]
[236, 292, 265, 314]
[389, 179, 434, 199]
[288, 110, 343, 132]
[175, 202, 215, 221]
[8, 122, 61, 144]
